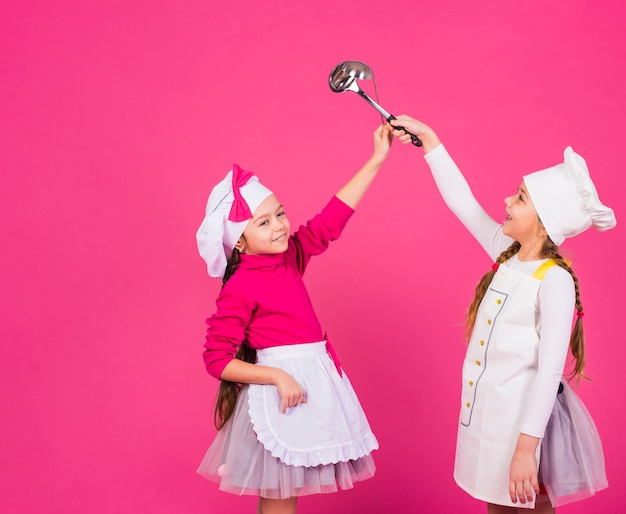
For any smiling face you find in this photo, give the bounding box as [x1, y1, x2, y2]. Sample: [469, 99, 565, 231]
[503, 182, 545, 250]
[236, 194, 290, 255]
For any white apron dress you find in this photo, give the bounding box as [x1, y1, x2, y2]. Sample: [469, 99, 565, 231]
[197, 341, 379, 499]
[454, 260, 556, 509]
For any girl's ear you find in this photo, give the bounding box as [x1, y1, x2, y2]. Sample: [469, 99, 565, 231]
[235, 237, 246, 254]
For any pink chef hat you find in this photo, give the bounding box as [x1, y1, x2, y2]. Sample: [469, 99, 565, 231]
[196, 164, 273, 277]
[523, 147, 616, 246]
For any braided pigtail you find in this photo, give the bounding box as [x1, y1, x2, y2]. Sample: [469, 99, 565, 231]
[213, 343, 257, 429]
[465, 242, 521, 341]
[222, 247, 241, 286]
[213, 248, 258, 430]
[540, 238, 587, 382]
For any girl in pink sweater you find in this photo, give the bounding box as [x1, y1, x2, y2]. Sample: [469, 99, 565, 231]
[195, 124, 392, 514]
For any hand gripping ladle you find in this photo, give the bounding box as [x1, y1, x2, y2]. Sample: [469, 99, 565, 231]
[328, 60, 422, 147]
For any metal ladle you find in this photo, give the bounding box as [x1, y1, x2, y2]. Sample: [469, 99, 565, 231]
[328, 60, 422, 147]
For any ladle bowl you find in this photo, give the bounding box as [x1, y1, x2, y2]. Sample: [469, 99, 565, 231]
[328, 61, 373, 92]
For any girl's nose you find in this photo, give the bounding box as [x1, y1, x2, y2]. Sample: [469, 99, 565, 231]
[504, 195, 513, 206]
[272, 216, 287, 229]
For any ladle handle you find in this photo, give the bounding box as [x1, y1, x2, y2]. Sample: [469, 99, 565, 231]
[387, 115, 422, 147]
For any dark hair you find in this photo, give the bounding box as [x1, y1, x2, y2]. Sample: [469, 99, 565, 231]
[465, 238, 587, 382]
[222, 247, 241, 286]
[214, 248, 258, 429]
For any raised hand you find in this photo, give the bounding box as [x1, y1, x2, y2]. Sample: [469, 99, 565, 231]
[389, 115, 441, 153]
[371, 123, 393, 165]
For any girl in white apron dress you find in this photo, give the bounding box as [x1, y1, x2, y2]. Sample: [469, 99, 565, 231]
[194, 124, 392, 513]
[391, 116, 614, 513]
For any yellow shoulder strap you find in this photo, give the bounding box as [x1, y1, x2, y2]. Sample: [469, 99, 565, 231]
[533, 259, 559, 280]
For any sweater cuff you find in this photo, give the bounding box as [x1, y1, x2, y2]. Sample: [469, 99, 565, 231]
[423, 142, 447, 165]
[205, 355, 232, 380]
[519, 426, 545, 439]
[324, 196, 355, 234]
[329, 195, 355, 216]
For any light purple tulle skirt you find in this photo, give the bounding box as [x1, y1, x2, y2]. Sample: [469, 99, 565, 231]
[197, 342, 377, 499]
[539, 381, 608, 507]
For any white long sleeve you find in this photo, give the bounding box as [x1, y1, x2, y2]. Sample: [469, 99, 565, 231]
[424, 144, 512, 260]
[522, 266, 575, 437]
[424, 144, 576, 438]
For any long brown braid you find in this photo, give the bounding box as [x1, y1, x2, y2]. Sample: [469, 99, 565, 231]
[541, 238, 587, 381]
[465, 238, 587, 382]
[465, 241, 521, 341]
[213, 247, 258, 430]
[222, 247, 241, 286]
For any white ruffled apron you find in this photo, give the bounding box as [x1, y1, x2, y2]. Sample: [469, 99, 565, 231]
[197, 340, 378, 498]
[249, 341, 378, 467]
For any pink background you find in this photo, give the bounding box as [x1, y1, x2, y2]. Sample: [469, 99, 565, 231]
[1, 1, 624, 513]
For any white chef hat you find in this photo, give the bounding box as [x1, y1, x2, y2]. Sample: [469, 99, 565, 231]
[523, 147, 616, 246]
[196, 164, 273, 277]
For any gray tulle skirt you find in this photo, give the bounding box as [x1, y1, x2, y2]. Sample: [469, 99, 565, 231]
[539, 381, 608, 507]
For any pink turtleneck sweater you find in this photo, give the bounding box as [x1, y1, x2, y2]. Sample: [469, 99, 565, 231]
[203, 196, 354, 379]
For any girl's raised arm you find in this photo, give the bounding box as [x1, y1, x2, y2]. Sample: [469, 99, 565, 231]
[336, 124, 393, 209]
